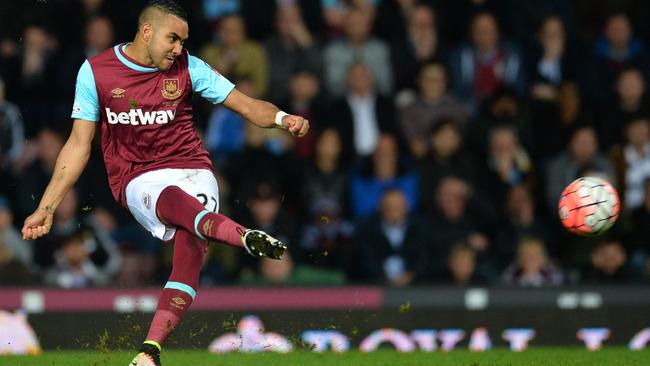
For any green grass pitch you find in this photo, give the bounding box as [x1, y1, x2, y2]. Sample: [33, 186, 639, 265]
[1, 348, 648, 366]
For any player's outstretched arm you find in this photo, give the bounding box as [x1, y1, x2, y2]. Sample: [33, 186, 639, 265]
[222, 89, 310, 137]
[21, 119, 96, 240]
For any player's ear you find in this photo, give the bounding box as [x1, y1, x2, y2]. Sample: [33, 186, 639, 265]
[141, 23, 153, 43]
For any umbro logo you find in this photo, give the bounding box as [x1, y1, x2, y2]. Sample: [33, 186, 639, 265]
[111, 88, 125, 98]
[170, 296, 186, 310]
[203, 219, 214, 237]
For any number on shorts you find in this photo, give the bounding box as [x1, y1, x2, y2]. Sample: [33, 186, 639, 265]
[196, 193, 218, 212]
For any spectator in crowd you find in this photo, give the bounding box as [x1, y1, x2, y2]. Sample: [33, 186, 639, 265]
[439, 243, 488, 285]
[14, 128, 64, 221]
[264, 4, 322, 104]
[42, 230, 116, 288]
[628, 178, 650, 278]
[480, 125, 534, 212]
[470, 88, 531, 157]
[599, 68, 650, 150]
[240, 251, 346, 286]
[32, 188, 122, 280]
[235, 182, 298, 279]
[237, 1, 322, 42]
[374, 0, 416, 42]
[0, 77, 25, 169]
[235, 2, 325, 43]
[279, 70, 325, 158]
[203, 77, 256, 168]
[592, 12, 650, 102]
[581, 238, 638, 283]
[241, 254, 294, 285]
[506, 1, 575, 45]
[8, 25, 60, 136]
[529, 80, 584, 163]
[545, 125, 615, 212]
[417, 119, 477, 212]
[448, 12, 525, 111]
[527, 16, 579, 95]
[526, 15, 584, 162]
[298, 196, 356, 276]
[0, 241, 29, 285]
[355, 189, 432, 286]
[323, 7, 392, 97]
[199, 239, 238, 286]
[350, 134, 418, 218]
[58, 16, 114, 101]
[200, 14, 269, 96]
[429, 175, 493, 270]
[0, 195, 33, 284]
[94, 205, 161, 288]
[502, 237, 564, 287]
[436, 0, 508, 45]
[83, 15, 116, 56]
[328, 63, 398, 160]
[49, 0, 134, 46]
[301, 128, 349, 217]
[225, 122, 301, 214]
[494, 185, 553, 269]
[610, 117, 650, 210]
[398, 63, 468, 159]
[391, 5, 446, 93]
[321, 0, 378, 39]
[201, 0, 240, 23]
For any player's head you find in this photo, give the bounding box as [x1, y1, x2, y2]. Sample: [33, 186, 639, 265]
[136, 0, 189, 70]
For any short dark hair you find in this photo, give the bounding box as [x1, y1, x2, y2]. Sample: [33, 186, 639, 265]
[140, 0, 188, 24]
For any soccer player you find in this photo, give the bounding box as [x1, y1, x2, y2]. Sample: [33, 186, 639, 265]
[20, 1, 309, 365]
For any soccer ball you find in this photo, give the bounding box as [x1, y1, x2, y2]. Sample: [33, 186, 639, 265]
[558, 176, 620, 236]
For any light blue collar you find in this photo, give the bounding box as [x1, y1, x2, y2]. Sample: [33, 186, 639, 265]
[114, 43, 158, 72]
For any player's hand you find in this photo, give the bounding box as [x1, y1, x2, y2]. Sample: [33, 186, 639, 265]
[282, 115, 310, 137]
[22, 209, 54, 240]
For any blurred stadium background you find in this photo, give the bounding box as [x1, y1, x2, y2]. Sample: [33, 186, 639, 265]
[1, 0, 650, 357]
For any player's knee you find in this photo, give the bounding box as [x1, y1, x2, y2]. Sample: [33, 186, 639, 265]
[160, 185, 185, 199]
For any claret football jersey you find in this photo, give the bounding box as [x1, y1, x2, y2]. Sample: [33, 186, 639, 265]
[72, 43, 235, 206]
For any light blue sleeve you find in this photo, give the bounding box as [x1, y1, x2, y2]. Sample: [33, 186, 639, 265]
[71, 60, 100, 121]
[188, 55, 235, 104]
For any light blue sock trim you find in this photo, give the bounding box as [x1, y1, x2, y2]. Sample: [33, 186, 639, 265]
[164, 281, 196, 300]
[194, 210, 211, 240]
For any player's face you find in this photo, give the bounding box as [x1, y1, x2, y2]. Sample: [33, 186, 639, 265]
[149, 14, 188, 70]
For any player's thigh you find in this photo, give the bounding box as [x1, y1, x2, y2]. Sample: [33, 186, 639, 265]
[175, 169, 220, 213]
[125, 169, 183, 240]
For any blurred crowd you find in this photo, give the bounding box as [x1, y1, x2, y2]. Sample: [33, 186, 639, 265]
[1, 0, 650, 288]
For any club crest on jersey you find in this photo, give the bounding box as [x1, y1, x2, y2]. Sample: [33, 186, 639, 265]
[162, 79, 182, 100]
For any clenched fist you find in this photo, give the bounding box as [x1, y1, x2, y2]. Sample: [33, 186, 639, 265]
[281, 115, 310, 137]
[22, 208, 53, 240]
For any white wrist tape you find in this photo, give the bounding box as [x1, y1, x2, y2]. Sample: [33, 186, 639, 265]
[275, 111, 289, 128]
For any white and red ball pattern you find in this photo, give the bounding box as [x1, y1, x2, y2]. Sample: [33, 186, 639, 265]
[558, 177, 620, 236]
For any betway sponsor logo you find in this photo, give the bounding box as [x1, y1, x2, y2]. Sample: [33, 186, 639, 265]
[106, 108, 175, 125]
